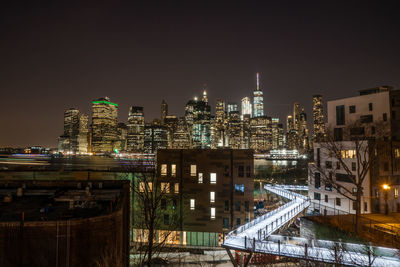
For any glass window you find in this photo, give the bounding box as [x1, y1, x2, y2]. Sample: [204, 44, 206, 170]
[190, 165, 196, 176]
[161, 183, 170, 193]
[224, 200, 229, 211]
[336, 197, 341, 206]
[325, 161, 332, 168]
[236, 218, 241, 226]
[190, 199, 195, 210]
[352, 201, 357, 210]
[336, 105, 345, 125]
[211, 207, 216, 220]
[198, 173, 203, 183]
[349, 105, 356, 113]
[164, 214, 169, 225]
[246, 166, 251, 177]
[369, 103, 373, 111]
[238, 165, 244, 177]
[235, 201, 241, 211]
[210, 191, 215, 203]
[139, 182, 152, 192]
[210, 173, 217, 184]
[223, 218, 229, 229]
[171, 164, 176, 177]
[314, 192, 321, 200]
[244, 201, 249, 212]
[235, 184, 245, 194]
[161, 164, 167, 176]
[395, 188, 399, 199]
[383, 113, 387, 121]
[364, 202, 368, 212]
[161, 199, 166, 210]
[352, 162, 356, 171]
[174, 183, 179, 194]
[325, 195, 328, 203]
[314, 173, 321, 189]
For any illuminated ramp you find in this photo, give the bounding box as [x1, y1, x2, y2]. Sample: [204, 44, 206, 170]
[222, 185, 400, 266]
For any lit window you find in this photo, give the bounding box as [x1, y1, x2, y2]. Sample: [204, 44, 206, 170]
[171, 164, 176, 177]
[211, 207, 216, 219]
[161, 183, 170, 193]
[174, 183, 179, 194]
[395, 188, 399, 199]
[395, 148, 400, 158]
[139, 182, 152, 192]
[210, 173, 217, 184]
[190, 165, 197, 176]
[161, 164, 167, 176]
[210, 191, 215, 203]
[190, 199, 195, 210]
[340, 150, 356, 159]
[198, 173, 203, 183]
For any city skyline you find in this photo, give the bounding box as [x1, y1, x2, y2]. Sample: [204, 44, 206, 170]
[1, 1, 400, 147]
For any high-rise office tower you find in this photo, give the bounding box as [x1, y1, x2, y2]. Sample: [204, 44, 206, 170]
[211, 99, 227, 148]
[161, 100, 168, 124]
[171, 117, 191, 149]
[227, 111, 241, 149]
[163, 115, 178, 148]
[249, 116, 271, 151]
[144, 120, 168, 153]
[227, 103, 238, 114]
[91, 97, 118, 153]
[127, 106, 145, 152]
[253, 73, 264, 117]
[299, 108, 309, 150]
[293, 102, 301, 131]
[286, 115, 297, 150]
[115, 122, 127, 152]
[241, 97, 252, 118]
[271, 118, 284, 150]
[186, 90, 211, 149]
[312, 95, 325, 143]
[58, 108, 88, 153]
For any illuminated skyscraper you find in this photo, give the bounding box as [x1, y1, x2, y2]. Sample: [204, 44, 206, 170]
[227, 103, 238, 114]
[253, 73, 264, 117]
[241, 97, 252, 118]
[115, 122, 127, 152]
[171, 117, 191, 149]
[227, 111, 241, 149]
[186, 90, 211, 149]
[58, 108, 88, 153]
[161, 100, 168, 124]
[127, 106, 145, 152]
[144, 120, 168, 153]
[211, 99, 227, 148]
[91, 97, 118, 153]
[271, 118, 284, 149]
[163, 115, 178, 147]
[249, 116, 271, 151]
[312, 94, 325, 143]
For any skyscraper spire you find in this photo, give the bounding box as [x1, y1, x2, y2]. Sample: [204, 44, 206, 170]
[253, 72, 264, 117]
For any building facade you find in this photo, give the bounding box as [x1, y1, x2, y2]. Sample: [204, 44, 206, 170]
[127, 106, 145, 152]
[91, 97, 118, 153]
[153, 149, 254, 246]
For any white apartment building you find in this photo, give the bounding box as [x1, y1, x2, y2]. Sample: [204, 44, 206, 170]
[309, 86, 400, 214]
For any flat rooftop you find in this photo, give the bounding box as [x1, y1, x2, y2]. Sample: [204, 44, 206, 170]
[0, 180, 128, 222]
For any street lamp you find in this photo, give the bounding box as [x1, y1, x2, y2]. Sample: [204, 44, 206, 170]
[382, 184, 390, 215]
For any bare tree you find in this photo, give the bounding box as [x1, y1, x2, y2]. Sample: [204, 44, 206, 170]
[124, 161, 181, 266]
[310, 120, 387, 233]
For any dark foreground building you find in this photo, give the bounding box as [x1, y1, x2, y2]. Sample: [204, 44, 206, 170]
[0, 180, 130, 267]
[137, 149, 254, 246]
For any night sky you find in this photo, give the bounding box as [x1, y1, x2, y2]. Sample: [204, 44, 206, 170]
[1, 1, 400, 147]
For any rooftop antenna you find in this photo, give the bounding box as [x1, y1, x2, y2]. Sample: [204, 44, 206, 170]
[256, 72, 260, 91]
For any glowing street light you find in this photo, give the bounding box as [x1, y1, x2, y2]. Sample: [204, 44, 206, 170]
[382, 184, 390, 215]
